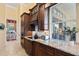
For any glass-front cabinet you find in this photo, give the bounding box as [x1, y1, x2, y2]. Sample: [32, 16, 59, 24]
[49, 3, 77, 45]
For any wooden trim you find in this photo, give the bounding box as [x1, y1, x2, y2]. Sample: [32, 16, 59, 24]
[29, 3, 46, 12]
[46, 3, 57, 8]
[38, 3, 46, 7]
[20, 12, 30, 17]
[29, 5, 38, 12]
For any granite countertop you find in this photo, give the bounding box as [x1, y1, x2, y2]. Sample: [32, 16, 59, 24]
[35, 39, 79, 56]
[24, 36, 79, 56]
[24, 36, 33, 41]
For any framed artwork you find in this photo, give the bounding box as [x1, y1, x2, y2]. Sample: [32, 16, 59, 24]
[6, 19, 16, 41]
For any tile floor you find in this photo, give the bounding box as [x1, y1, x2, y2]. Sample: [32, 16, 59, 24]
[0, 40, 28, 56]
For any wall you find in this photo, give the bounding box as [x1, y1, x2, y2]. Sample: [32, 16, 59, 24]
[0, 4, 21, 52]
[0, 3, 36, 51]
[5, 4, 21, 47]
[20, 3, 36, 15]
[0, 4, 6, 50]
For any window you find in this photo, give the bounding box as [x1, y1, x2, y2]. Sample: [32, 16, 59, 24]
[49, 3, 77, 43]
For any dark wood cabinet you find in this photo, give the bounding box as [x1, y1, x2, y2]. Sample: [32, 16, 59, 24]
[21, 3, 58, 33]
[24, 38, 33, 55]
[21, 13, 30, 36]
[45, 45, 56, 56]
[54, 48, 74, 56]
[33, 41, 74, 56]
[29, 4, 48, 31]
[21, 3, 74, 56]
[34, 42, 55, 56]
[38, 4, 45, 30]
[34, 42, 47, 56]
[29, 5, 39, 31]
[23, 38, 74, 56]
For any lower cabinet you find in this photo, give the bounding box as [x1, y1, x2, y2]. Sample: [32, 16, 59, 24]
[34, 42, 74, 56]
[24, 38, 74, 56]
[34, 42, 48, 56]
[24, 38, 33, 55]
[54, 48, 74, 56]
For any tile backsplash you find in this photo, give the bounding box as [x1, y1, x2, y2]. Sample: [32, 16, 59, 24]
[32, 31, 49, 40]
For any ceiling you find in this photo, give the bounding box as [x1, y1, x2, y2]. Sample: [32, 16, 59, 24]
[5, 3, 36, 14]
[5, 3, 19, 8]
[20, 3, 36, 14]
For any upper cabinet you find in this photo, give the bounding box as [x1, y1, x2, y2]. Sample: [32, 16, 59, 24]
[29, 5, 39, 31]
[38, 3, 56, 31]
[29, 3, 57, 31]
[21, 13, 30, 36]
[38, 4, 45, 30]
[30, 5, 39, 21]
[21, 3, 57, 32]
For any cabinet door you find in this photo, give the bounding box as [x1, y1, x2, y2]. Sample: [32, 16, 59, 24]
[34, 42, 45, 56]
[21, 13, 30, 36]
[45, 46, 55, 56]
[34, 42, 40, 56]
[55, 48, 74, 56]
[37, 43, 47, 56]
[38, 4, 45, 30]
[24, 15, 30, 36]
[34, 42, 55, 56]
[24, 39, 32, 55]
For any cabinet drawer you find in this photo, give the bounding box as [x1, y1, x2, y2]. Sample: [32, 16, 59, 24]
[24, 39, 32, 55]
[46, 46, 55, 56]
